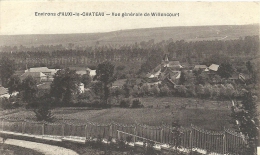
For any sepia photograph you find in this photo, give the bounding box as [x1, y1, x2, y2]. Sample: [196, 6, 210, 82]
[0, 1, 259, 155]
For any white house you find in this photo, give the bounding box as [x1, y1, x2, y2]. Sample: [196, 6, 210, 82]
[86, 68, 96, 77]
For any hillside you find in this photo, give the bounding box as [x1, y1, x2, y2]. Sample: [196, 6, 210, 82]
[0, 24, 258, 47]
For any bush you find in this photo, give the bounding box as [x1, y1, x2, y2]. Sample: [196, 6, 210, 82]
[33, 105, 54, 122]
[119, 98, 131, 108]
[0, 97, 13, 109]
[130, 98, 144, 108]
[160, 85, 170, 96]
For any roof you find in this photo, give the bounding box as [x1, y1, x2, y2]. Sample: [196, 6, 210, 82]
[76, 70, 87, 75]
[208, 64, 219, 71]
[194, 65, 208, 70]
[163, 54, 169, 62]
[14, 70, 25, 76]
[169, 71, 181, 79]
[21, 72, 47, 79]
[26, 67, 51, 73]
[0, 86, 8, 96]
[163, 61, 182, 68]
[49, 69, 60, 75]
[89, 70, 96, 76]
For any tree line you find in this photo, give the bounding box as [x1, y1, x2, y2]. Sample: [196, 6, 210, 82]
[0, 36, 258, 70]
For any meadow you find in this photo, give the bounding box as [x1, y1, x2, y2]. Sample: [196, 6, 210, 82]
[4, 97, 233, 131]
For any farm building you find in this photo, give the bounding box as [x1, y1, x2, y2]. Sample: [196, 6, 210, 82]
[20, 72, 47, 83]
[194, 65, 208, 71]
[24, 67, 60, 81]
[208, 64, 219, 72]
[86, 68, 96, 77]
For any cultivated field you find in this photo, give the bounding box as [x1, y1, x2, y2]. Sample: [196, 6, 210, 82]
[0, 24, 258, 47]
[3, 97, 232, 131]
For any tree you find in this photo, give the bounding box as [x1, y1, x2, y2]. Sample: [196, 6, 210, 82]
[179, 71, 186, 85]
[34, 105, 54, 122]
[94, 61, 115, 105]
[230, 91, 259, 154]
[20, 76, 38, 103]
[81, 73, 92, 87]
[246, 61, 253, 78]
[31, 90, 54, 121]
[177, 85, 187, 97]
[140, 54, 162, 74]
[160, 85, 170, 96]
[0, 56, 15, 87]
[151, 85, 160, 96]
[217, 63, 234, 79]
[7, 75, 21, 96]
[140, 83, 150, 96]
[50, 68, 80, 104]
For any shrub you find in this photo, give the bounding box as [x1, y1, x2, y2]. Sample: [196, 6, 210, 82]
[144, 141, 156, 155]
[0, 97, 13, 109]
[160, 85, 170, 96]
[130, 98, 144, 108]
[119, 98, 131, 108]
[116, 137, 126, 149]
[33, 103, 54, 122]
[126, 135, 132, 144]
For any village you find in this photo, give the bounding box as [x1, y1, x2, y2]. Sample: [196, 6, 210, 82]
[0, 2, 259, 153]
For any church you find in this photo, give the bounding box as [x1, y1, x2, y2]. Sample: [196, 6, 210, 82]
[146, 54, 183, 87]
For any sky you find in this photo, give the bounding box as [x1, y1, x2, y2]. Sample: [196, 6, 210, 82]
[0, 1, 259, 35]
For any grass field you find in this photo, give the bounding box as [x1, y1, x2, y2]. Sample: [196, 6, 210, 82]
[5, 97, 233, 131]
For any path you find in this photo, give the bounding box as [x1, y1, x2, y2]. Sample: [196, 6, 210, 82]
[1, 138, 78, 155]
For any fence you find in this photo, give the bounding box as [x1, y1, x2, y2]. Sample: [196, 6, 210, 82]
[0, 117, 247, 154]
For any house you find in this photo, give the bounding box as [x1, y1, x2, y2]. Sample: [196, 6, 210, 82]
[25, 67, 59, 81]
[76, 70, 87, 76]
[146, 54, 183, 88]
[20, 72, 47, 83]
[208, 64, 219, 72]
[49, 69, 60, 76]
[86, 68, 96, 77]
[25, 67, 52, 76]
[229, 73, 247, 83]
[194, 65, 208, 71]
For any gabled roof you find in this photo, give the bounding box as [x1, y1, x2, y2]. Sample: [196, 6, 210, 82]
[21, 72, 47, 79]
[194, 65, 207, 70]
[168, 61, 181, 66]
[0, 86, 8, 96]
[26, 67, 51, 73]
[49, 69, 60, 75]
[162, 61, 182, 69]
[76, 70, 87, 75]
[208, 64, 219, 71]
